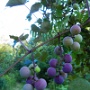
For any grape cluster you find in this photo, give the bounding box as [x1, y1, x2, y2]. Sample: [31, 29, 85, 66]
[47, 52, 72, 84]
[47, 24, 82, 84]
[63, 24, 82, 51]
[19, 63, 47, 90]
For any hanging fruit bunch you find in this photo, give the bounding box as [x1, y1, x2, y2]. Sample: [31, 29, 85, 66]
[19, 54, 47, 90]
[47, 24, 83, 85]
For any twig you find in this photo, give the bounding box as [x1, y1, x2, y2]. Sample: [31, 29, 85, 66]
[17, 0, 38, 19]
[24, 4, 38, 19]
[0, 30, 69, 77]
[31, 52, 36, 79]
[18, 37, 30, 51]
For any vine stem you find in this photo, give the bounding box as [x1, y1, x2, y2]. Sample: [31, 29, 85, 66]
[17, 0, 38, 19]
[86, 0, 90, 18]
[0, 30, 69, 77]
[24, 4, 38, 19]
[18, 37, 30, 51]
[31, 52, 36, 80]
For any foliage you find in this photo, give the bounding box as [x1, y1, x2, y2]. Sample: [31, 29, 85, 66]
[0, 44, 15, 70]
[68, 77, 90, 90]
[0, 73, 16, 90]
[0, 43, 28, 90]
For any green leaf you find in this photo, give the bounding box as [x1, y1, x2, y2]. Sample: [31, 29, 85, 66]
[85, 74, 90, 81]
[9, 34, 29, 41]
[9, 35, 19, 41]
[33, 36, 42, 43]
[30, 2, 42, 15]
[68, 78, 90, 90]
[19, 34, 29, 40]
[31, 24, 40, 32]
[6, 0, 27, 7]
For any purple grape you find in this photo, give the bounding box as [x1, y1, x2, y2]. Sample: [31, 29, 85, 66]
[63, 63, 72, 73]
[26, 76, 34, 85]
[19, 66, 30, 78]
[70, 24, 81, 35]
[54, 75, 64, 84]
[64, 54, 72, 63]
[54, 46, 64, 55]
[49, 58, 58, 67]
[23, 84, 33, 90]
[26, 76, 38, 86]
[47, 67, 56, 77]
[35, 78, 47, 90]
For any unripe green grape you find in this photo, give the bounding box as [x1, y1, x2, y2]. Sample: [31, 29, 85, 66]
[71, 42, 80, 51]
[63, 36, 73, 47]
[29, 64, 37, 69]
[35, 66, 41, 73]
[74, 34, 83, 43]
[73, 3, 79, 10]
[20, 66, 30, 78]
[70, 24, 81, 35]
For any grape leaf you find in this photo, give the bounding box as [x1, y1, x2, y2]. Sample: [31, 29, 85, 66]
[9, 34, 29, 41]
[6, 0, 27, 7]
[68, 78, 90, 90]
[9, 35, 19, 41]
[31, 24, 40, 32]
[19, 33, 29, 40]
[30, 2, 42, 15]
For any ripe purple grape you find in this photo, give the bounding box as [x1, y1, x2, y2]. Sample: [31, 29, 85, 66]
[19, 66, 30, 78]
[64, 54, 72, 63]
[26, 76, 38, 87]
[23, 84, 33, 90]
[47, 67, 56, 77]
[26, 76, 34, 85]
[49, 58, 58, 67]
[63, 63, 72, 73]
[54, 75, 64, 84]
[35, 78, 47, 90]
[54, 46, 64, 55]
